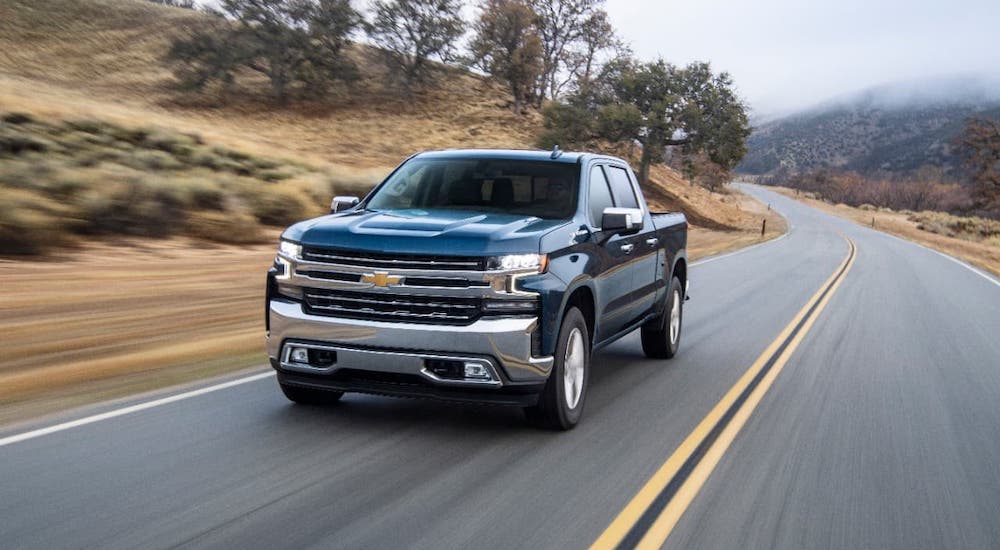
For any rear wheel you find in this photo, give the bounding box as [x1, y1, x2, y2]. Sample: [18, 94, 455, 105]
[279, 382, 343, 405]
[641, 276, 683, 359]
[524, 307, 590, 430]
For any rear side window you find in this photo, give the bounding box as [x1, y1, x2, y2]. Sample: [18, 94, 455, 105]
[606, 166, 639, 209]
[588, 165, 614, 226]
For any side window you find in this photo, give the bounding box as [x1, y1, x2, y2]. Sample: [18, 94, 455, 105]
[588, 165, 614, 226]
[606, 166, 640, 209]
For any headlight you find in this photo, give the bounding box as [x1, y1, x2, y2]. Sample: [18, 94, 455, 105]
[487, 253, 548, 272]
[278, 239, 302, 260]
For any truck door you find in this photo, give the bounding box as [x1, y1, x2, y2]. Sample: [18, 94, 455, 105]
[605, 165, 659, 328]
[587, 164, 637, 342]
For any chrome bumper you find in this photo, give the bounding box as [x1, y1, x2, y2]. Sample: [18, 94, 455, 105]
[266, 300, 554, 386]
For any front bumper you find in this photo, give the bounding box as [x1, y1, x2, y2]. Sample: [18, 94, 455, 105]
[266, 299, 554, 397]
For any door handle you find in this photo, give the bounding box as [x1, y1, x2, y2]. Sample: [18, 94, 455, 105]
[620, 244, 635, 254]
[645, 238, 659, 247]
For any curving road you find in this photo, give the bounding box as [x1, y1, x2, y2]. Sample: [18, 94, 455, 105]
[2, 185, 999, 549]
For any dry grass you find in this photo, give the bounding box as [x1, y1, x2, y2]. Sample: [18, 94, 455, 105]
[642, 165, 788, 259]
[0, 0, 538, 170]
[773, 187, 1000, 277]
[0, 112, 359, 253]
[686, 186, 788, 260]
[0, 235, 278, 424]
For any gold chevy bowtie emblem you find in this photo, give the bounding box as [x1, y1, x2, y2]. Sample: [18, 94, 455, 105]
[361, 271, 402, 287]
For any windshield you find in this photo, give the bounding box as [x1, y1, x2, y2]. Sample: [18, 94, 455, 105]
[366, 157, 580, 219]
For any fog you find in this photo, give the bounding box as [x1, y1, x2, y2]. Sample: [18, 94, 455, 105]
[605, 0, 1000, 118]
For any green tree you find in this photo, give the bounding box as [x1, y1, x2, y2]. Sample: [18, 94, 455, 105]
[469, 0, 543, 114]
[956, 117, 1000, 213]
[168, 0, 362, 103]
[563, 9, 617, 93]
[367, 0, 465, 91]
[541, 58, 750, 186]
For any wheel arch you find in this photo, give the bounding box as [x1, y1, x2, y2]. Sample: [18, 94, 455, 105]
[671, 250, 688, 292]
[560, 281, 596, 349]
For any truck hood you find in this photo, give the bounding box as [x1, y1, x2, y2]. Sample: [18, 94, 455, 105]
[282, 209, 569, 256]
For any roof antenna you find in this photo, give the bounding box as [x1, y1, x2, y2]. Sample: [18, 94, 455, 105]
[550, 145, 563, 159]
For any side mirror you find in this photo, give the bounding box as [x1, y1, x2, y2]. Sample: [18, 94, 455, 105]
[601, 207, 644, 235]
[331, 196, 360, 214]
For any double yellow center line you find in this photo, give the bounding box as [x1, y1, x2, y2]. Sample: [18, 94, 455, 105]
[591, 236, 858, 550]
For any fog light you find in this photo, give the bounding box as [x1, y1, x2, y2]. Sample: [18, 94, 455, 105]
[464, 362, 492, 380]
[289, 347, 309, 364]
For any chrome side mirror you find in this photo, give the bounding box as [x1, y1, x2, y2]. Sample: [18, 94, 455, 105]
[331, 196, 360, 214]
[601, 207, 644, 234]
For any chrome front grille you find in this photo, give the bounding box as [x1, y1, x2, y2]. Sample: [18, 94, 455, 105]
[302, 247, 486, 271]
[304, 288, 481, 325]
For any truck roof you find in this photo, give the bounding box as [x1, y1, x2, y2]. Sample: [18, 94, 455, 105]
[413, 148, 624, 165]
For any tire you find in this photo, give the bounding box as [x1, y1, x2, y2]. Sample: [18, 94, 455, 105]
[279, 382, 343, 405]
[641, 276, 684, 359]
[524, 307, 590, 430]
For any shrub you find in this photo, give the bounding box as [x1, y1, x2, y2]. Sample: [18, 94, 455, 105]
[2, 112, 35, 125]
[123, 150, 184, 171]
[191, 150, 223, 170]
[0, 112, 337, 252]
[79, 177, 187, 237]
[141, 129, 199, 157]
[0, 189, 72, 254]
[0, 127, 52, 155]
[910, 211, 1000, 241]
[185, 209, 264, 244]
[241, 186, 310, 226]
[251, 157, 280, 171]
[212, 145, 250, 162]
[64, 118, 112, 135]
[0, 158, 58, 190]
[259, 168, 294, 182]
[41, 175, 92, 200]
[73, 148, 127, 167]
[172, 178, 227, 211]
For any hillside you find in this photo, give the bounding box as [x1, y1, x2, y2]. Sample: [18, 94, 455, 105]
[1, 0, 765, 238]
[0, 0, 539, 171]
[739, 76, 1000, 176]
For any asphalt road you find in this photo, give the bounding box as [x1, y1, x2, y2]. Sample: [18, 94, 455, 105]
[2, 185, 999, 549]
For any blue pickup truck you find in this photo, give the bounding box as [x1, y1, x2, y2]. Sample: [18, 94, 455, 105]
[266, 149, 688, 429]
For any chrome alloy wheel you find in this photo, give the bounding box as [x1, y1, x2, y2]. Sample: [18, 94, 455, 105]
[563, 327, 586, 409]
[669, 289, 681, 345]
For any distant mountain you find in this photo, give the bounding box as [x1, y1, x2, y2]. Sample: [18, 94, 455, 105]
[738, 76, 1000, 176]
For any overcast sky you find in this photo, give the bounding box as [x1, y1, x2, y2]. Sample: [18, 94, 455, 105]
[604, 0, 1000, 117]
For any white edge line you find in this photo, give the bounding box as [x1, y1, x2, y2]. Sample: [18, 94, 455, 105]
[0, 371, 275, 448]
[747, 181, 999, 289]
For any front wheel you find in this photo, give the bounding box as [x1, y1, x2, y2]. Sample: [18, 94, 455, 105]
[524, 307, 590, 430]
[641, 276, 684, 359]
